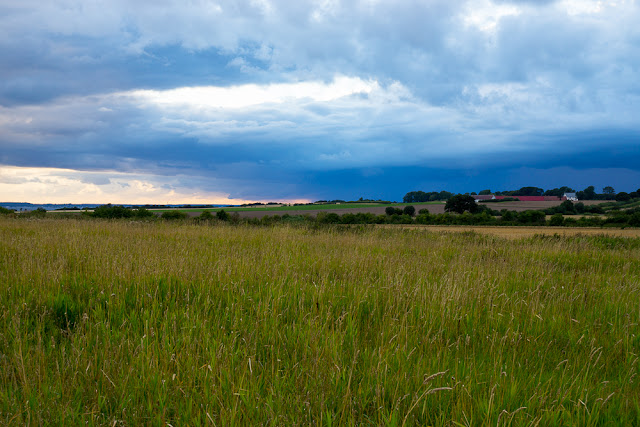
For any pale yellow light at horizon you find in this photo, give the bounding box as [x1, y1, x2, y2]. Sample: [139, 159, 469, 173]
[0, 166, 309, 205]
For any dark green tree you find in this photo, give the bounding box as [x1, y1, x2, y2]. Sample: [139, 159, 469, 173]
[198, 210, 215, 220]
[544, 186, 576, 197]
[92, 204, 133, 219]
[549, 213, 565, 226]
[559, 200, 576, 214]
[403, 205, 416, 216]
[216, 209, 230, 221]
[615, 192, 631, 202]
[445, 195, 478, 214]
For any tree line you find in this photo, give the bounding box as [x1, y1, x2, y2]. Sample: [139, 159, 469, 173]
[404, 186, 640, 202]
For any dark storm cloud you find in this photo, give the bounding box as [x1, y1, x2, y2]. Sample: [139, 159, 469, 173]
[1, 0, 639, 201]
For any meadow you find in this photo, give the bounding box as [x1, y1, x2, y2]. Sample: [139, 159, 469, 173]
[1, 218, 639, 425]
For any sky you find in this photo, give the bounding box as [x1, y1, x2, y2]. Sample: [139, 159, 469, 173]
[1, 0, 639, 204]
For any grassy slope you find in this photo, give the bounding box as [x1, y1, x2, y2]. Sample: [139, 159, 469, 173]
[1, 219, 639, 425]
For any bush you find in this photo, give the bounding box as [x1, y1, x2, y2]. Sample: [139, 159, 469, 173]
[161, 210, 188, 220]
[0, 206, 14, 215]
[216, 209, 230, 221]
[403, 205, 416, 216]
[549, 213, 564, 226]
[340, 213, 356, 224]
[384, 206, 403, 216]
[198, 211, 215, 221]
[22, 207, 47, 218]
[92, 204, 134, 219]
[517, 210, 546, 224]
[134, 208, 156, 219]
[317, 212, 341, 224]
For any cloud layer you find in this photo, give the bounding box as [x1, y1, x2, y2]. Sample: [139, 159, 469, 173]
[1, 0, 639, 202]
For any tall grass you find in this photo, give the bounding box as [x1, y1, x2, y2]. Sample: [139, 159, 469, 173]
[0, 218, 639, 425]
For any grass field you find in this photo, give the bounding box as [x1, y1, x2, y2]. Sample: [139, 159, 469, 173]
[1, 218, 639, 425]
[394, 225, 640, 239]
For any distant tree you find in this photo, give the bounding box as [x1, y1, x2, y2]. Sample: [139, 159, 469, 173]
[445, 195, 478, 214]
[603, 186, 616, 195]
[511, 187, 544, 197]
[578, 186, 596, 200]
[385, 206, 396, 216]
[403, 191, 428, 203]
[615, 192, 631, 202]
[438, 191, 453, 200]
[544, 186, 576, 197]
[478, 189, 491, 195]
[403, 205, 416, 216]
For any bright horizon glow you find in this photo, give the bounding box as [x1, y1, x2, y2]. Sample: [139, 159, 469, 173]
[0, 166, 310, 205]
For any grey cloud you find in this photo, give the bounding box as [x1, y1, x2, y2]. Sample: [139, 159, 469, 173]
[1, 0, 639, 200]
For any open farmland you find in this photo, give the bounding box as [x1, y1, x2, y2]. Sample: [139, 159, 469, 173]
[172, 200, 605, 219]
[1, 218, 639, 425]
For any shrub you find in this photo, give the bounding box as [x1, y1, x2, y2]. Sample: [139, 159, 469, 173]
[22, 207, 47, 218]
[549, 213, 564, 226]
[415, 213, 432, 224]
[92, 204, 134, 219]
[0, 206, 14, 215]
[161, 210, 188, 220]
[340, 213, 356, 224]
[403, 205, 416, 216]
[517, 210, 546, 224]
[198, 211, 215, 221]
[134, 208, 156, 219]
[216, 209, 230, 221]
[559, 200, 577, 214]
[317, 212, 340, 224]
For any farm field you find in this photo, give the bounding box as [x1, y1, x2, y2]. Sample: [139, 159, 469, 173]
[1, 218, 639, 425]
[49, 200, 608, 219]
[182, 200, 604, 219]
